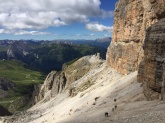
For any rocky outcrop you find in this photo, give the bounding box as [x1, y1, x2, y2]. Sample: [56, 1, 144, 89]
[149, 0, 165, 19]
[51, 72, 67, 97]
[138, 18, 165, 100]
[32, 54, 104, 104]
[32, 71, 57, 105]
[106, 0, 165, 75]
[32, 70, 69, 104]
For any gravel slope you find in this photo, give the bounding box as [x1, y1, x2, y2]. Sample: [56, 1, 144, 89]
[1, 60, 165, 123]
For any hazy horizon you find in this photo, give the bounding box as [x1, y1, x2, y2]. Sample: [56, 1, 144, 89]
[0, 36, 111, 41]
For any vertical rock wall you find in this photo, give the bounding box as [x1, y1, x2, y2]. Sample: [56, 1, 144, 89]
[107, 0, 165, 100]
[106, 0, 165, 74]
[138, 18, 165, 100]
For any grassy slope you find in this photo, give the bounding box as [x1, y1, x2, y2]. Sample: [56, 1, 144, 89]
[0, 60, 45, 85]
[0, 60, 46, 111]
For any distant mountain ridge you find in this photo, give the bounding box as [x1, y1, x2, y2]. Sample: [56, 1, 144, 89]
[7, 41, 32, 59]
[0, 39, 108, 73]
[68, 37, 111, 49]
[0, 37, 111, 49]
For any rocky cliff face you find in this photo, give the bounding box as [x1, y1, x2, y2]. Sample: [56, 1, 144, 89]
[32, 54, 103, 104]
[7, 41, 32, 59]
[32, 71, 57, 105]
[32, 70, 68, 104]
[106, 0, 165, 75]
[138, 18, 165, 100]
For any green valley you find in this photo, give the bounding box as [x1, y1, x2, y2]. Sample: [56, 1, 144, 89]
[0, 60, 46, 113]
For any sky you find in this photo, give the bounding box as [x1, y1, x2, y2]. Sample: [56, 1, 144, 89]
[0, 0, 118, 40]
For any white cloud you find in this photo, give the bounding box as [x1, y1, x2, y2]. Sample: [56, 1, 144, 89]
[0, 29, 52, 35]
[14, 31, 52, 35]
[0, 29, 11, 34]
[53, 19, 66, 27]
[0, 0, 113, 34]
[86, 23, 113, 32]
[68, 33, 96, 37]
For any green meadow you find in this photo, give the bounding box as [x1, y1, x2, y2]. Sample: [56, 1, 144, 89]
[0, 60, 46, 111]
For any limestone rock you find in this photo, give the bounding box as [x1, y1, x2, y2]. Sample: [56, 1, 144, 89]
[106, 0, 165, 74]
[138, 18, 165, 100]
[32, 71, 57, 105]
[32, 84, 43, 105]
[32, 55, 103, 104]
[32, 71, 68, 104]
[51, 72, 67, 97]
[149, 0, 165, 19]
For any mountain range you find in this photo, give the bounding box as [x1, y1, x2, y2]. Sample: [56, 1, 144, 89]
[0, 38, 110, 73]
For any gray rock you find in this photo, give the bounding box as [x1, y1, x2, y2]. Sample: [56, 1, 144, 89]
[138, 18, 165, 100]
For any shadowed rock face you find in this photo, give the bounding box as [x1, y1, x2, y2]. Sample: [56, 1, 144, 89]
[0, 78, 15, 98]
[106, 0, 165, 75]
[51, 72, 67, 97]
[0, 78, 15, 91]
[32, 71, 57, 105]
[0, 105, 12, 116]
[149, 0, 165, 19]
[32, 70, 73, 105]
[138, 18, 165, 100]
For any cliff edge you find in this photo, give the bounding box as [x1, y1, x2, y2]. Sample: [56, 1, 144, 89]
[106, 0, 165, 75]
